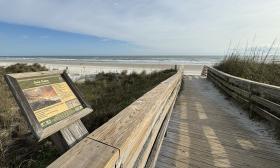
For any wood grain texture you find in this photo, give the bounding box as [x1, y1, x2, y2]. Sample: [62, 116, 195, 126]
[208, 67, 280, 96]
[60, 120, 88, 147]
[135, 80, 181, 168]
[156, 76, 280, 168]
[144, 82, 181, 168]
[49, 69, 183, 168]
[48, 138, 119, 168]
[207, 72, 249, 105]
[251, 95, 280, 116]
[88, 71, 182, 168]
[40, 108, 92, 141]
[207, 67, 280, 123]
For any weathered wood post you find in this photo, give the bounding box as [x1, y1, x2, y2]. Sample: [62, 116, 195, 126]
[201, 65, 208, 76]
[4, 70, 93, 153]
[248, 83, 255, 119]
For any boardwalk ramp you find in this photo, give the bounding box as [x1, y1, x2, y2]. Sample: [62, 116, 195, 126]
[156, 75, 280, 168]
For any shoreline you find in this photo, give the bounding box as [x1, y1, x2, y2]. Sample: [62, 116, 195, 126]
[0, 59, 205, 78]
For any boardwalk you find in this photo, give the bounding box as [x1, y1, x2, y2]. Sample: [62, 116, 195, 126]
[156, 76, 280, 168]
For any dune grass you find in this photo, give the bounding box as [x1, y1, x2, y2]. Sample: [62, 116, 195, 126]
[214, 54, 280, 86]
[0, 63, 59, 168]
[0, 63, 176, 167]
[78, 69, 177, 131]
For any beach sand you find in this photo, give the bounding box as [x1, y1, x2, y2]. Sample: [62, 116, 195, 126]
[0, 59, 204, 81]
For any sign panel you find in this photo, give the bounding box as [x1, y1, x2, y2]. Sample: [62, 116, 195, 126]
[5, 71, 92, 140]
[18, 74, 83, 128]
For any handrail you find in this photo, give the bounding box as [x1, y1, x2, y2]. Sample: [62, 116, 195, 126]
[48, 69, 183, 168]
[206, 66, 280, 127]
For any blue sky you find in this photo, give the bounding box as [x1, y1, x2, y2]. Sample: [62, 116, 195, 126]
[0, 22, 143, 56]
[0, 0, 280, 56]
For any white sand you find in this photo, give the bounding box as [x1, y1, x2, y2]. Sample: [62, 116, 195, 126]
[0, 59, 204, 81]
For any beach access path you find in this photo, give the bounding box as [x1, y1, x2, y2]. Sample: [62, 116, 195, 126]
[156, 75, 280, 168]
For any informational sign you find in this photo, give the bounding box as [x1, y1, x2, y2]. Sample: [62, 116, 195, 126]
[5, 71, 92, 140]
[18, 74, 83, 128]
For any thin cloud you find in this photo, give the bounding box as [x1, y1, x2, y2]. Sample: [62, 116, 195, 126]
[0, 0, 280, 54]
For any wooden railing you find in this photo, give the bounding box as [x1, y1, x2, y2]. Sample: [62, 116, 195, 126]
[206, 66, 280, 127]
[48, 69, 183, 168]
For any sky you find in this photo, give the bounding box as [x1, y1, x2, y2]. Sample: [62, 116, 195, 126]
[0, 0, 280, 56]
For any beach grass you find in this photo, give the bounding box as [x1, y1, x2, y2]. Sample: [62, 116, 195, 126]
[214, 53, 280, 86]
[0, 63, 59, 168]
[78, 69, 177, 132]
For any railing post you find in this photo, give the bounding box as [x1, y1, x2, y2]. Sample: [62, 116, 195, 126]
[248, 83, 255, 119]
[201, 66, 208, 76]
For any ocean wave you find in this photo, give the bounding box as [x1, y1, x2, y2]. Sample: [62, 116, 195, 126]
[0, 56, 223, 65]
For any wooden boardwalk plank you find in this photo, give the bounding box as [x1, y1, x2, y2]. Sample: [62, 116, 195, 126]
[156, 76, 280, 168]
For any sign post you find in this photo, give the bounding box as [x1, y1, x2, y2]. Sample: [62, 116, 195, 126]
[5, 70, 93, 152]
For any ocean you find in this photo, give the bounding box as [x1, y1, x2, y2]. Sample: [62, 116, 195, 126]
[0, 55, 224, 65]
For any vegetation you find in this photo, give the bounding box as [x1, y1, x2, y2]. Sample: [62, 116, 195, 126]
[4, 63, 48, 73]
[78, 69, 177, 131]
[214, 54, 280, 86]
[0, 64, 58, 167]
[0, 63, 59, 168]
[0, 63, 176, 167]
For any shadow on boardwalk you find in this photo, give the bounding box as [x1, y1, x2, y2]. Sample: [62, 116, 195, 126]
[156, 76, 280, 168]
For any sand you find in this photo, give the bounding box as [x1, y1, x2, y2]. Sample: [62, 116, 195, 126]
[0, 59, 204, 80]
